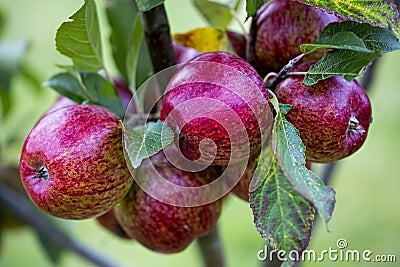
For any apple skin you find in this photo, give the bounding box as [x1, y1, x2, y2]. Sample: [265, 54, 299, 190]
[160, 52, 273, 165]
[173, 41, 201, 64]
[226, 30, 247, 59]
[96, 209, 131, 239]
[114, 145, 222, 253]
[45, 95, 76, 115]
[228, 156, 256, 202]
[275, 61, 372, 163]
[19, 104, 134, 219]
[113, 77, 133, 111]
[254, 0, 340, 75]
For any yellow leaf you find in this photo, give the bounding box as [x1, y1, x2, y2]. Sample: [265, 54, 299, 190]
[173, 27, 227, 53]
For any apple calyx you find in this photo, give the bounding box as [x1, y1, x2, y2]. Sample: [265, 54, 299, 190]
[32, 166, 49, 180]
[347, 115, 364, 133]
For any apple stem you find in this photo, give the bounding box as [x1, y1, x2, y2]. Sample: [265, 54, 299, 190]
[197, 224, 225, 267]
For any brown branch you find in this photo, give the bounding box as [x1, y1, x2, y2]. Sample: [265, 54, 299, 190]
[139, 3, 176, 74]
[0, 177, 120, 267]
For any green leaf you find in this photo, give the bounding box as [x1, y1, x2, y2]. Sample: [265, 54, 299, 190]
[135, 0, 165, 11]
[56, 0, 103, 72]
[269, 93, 335, 226]
[303, 50, 380, 86]
[81, 73, 124, 117]
[123, 120, 174, 168]
[245, 0, 269, 19]
[127, 16, 144, 90]
[301, 21, 400, 54]
[250, 156, 315, 253]
[299, 21, 400, 85]
[106, 0, 138, 81]
[44, 72, 86, 103]
[301, 31, 370, 54]
[296, 0, 400, 39]
[193, 0, 241, 29]
[45, 72, 124, 118]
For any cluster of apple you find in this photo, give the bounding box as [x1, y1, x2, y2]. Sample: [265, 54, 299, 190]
[19, 0, 372, 254]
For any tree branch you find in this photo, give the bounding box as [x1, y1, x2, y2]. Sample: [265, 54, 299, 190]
[0, 179, 120, 267]
[139, 4, 176, 74]
[196, 224, 225, 267]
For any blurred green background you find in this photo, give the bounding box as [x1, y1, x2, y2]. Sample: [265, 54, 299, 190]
[0, 0, 399, 266]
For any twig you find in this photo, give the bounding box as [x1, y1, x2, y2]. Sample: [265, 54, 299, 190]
[0, 179, 120, 267]
[139, 3, 176, 74]
[264, 54, 306, 90]
[197, 225, 225, 267]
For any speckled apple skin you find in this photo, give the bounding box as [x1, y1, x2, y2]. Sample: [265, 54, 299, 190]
[275, 62, 372, 163]
[254, 0, 340, 75]
[19, 104, 134, 219]
[115, 147, 222, 253]
[160, 52, 273, 165]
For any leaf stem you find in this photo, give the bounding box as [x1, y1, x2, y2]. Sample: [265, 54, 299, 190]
[230, 8, 248, 39]
[139, 3, 176, 75]
[0, 178, 120, 267]
[197, 225, 225, 267]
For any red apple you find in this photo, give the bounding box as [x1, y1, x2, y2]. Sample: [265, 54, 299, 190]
[160, 52, 273, 165]
[254, 0, 340, 75]
[45, 95, 76, 115]
[173, 41, 201, 64]
[114, 145, 222, 253]
[19, 104, 134, 219]
[226, 30, 247, 59]
[96, 209, 131, 239]
[275, 61, 372, 162]
[227, 156, 256, 202]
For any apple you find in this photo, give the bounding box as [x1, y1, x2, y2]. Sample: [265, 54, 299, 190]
[114, 145, 222, 253]
[19, 104, 134, 219]
[226, 30, 247, 59]
[173, 41, 201, 64]
[113, 77, 133, 111]
[160, 52, 273, 165]
[254, 0, 340, 75]
[226, 156, 256, 202]
[275, 61, 372, 163]
[44, 95, 76, 115]
[96, 209, 131, 239]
